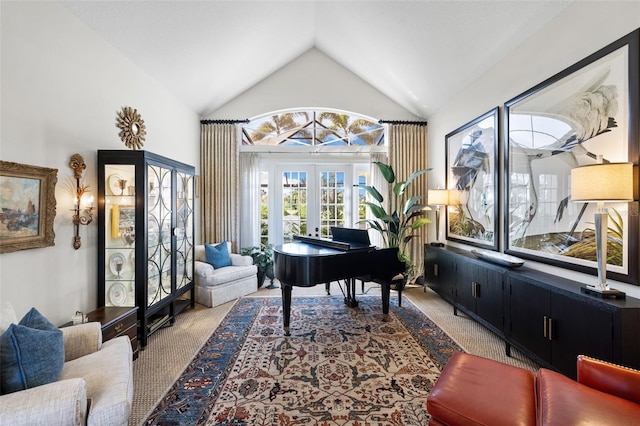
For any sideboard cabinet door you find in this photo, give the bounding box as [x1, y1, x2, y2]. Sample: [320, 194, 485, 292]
[508, 274, 613, 378]
[424, 245, 456, 304]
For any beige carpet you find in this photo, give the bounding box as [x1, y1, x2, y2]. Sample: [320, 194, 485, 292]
[129, 281, 539, 425]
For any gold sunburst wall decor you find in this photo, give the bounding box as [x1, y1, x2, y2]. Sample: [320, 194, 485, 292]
[116, 106, 146, 150]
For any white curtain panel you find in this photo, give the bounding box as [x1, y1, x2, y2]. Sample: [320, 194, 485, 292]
[388, 124, 429, 280]
[239, 152, 260, 250]
[200, 123, 239, 251]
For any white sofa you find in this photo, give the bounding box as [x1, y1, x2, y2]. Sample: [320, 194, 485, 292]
[194, 244, 258, 307]
[0, 303, 133, 426]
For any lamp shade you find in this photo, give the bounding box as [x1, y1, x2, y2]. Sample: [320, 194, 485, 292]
[571, 162, 633, 202]
[428, 189, 449, 206]
[447, 189, 466, 205]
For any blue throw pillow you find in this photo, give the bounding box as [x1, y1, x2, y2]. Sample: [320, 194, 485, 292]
[0, 307, 64, 395]
[205, 241, 232, 268]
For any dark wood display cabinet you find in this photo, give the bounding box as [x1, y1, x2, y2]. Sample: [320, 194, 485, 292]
[424, 244, 640, 378]
[98, 150, 195, 348]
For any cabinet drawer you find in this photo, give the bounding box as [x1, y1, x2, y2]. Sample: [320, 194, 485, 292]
[102, 312, 136, 341]
[86, 306, 139, 360]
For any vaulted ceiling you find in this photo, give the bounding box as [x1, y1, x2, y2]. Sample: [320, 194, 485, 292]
[60, 0, 573, 118]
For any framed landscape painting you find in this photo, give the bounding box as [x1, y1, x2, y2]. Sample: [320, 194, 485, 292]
[446, 107, 499, 250]
[504, 29, 639, 285]
[0, 161, 57, 254]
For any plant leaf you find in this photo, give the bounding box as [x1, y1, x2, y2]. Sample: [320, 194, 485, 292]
[375, 162, 395, 184]
[398, 168, 431, 194]
[363, 202, 387, 219]
[402, 196, 423, 215]
[358, 185, 384, 203]
[411, 217, 431, 229]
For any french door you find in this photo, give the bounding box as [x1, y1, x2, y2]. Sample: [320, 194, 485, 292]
[274, 164, 360, 243]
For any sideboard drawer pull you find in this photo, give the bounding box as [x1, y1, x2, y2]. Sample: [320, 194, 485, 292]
[115, 323, 124, 333]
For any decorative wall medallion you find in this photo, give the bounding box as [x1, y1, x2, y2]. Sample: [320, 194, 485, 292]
[116, 106, 146, 150]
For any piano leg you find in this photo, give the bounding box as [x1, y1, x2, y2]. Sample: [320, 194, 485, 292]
[381, 282, 390, 321]
[325, 282, 330, 295]
[344, 278, 359, 308]
[281, 284, 292, 336]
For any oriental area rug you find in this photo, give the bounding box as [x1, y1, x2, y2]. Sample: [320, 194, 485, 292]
[144, 296, 463, 425]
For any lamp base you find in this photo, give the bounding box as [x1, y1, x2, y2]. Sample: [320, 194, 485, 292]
[581, 285, 626, 299]
[430, 242, 444, 247]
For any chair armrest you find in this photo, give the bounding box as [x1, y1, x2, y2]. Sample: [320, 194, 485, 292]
[195, 260, 215, 278]
[577, 355, 640, 404]
[0, 378, 87, 426]
[61, 322, 102, 362]
[230, 253, 254, 267]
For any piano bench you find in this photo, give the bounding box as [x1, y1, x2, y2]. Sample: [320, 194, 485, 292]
[359, 274, 405, 307]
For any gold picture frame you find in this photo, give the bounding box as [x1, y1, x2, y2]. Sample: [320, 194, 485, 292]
[0, 160, 57, 253]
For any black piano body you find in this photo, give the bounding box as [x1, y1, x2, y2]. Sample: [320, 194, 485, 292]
[274, 234, 405, 335]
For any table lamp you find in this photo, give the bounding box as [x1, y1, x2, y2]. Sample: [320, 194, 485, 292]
[428, 189, 449, 247]
[570, 157, 633, 297]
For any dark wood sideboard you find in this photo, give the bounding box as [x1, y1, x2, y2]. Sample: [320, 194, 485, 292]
[424, 244, 640, 378]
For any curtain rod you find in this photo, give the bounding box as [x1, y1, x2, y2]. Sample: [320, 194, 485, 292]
[200, 119, 249, 124]
[378, 119, 428, 126]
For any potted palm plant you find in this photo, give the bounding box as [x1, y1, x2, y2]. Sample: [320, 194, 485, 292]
[241, 243, 276, 289]
[358, 162, 431, 284]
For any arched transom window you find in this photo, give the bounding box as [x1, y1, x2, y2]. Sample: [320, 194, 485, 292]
[242, 109, 385, 147]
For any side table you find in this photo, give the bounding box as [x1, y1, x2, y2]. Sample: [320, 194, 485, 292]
[87, 306, 139, 360]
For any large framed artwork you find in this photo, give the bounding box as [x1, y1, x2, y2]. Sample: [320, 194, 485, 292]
[446, 107, 499, 250]
[504, 29, 639, 285]
[0, 161, 58, 254]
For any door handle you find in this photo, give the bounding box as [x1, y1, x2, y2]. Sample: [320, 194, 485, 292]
[543, 316, 553, 340]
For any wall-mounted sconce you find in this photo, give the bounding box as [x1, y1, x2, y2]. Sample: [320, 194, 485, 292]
[69, 154, 94, 249]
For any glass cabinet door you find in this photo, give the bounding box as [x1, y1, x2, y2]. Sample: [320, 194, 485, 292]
[147, 164, 172, 308]
[176, 172, 194, 291]
[104, 165, 136, 308]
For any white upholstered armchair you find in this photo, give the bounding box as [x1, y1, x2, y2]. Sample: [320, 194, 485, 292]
[194, 243, 258, 307]
[0, 303, 133, 426]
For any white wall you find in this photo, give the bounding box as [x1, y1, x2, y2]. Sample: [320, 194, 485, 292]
[204, 47, 419, 121]
[0, 1, 200, 324]
[427, 1, 640, 297]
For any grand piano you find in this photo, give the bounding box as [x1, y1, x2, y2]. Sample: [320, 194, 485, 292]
[273, 227, 405, 335]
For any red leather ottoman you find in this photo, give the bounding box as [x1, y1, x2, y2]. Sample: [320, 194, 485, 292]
[427, 352, 536, 426]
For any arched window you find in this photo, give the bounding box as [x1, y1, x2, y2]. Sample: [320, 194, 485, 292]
[238, 109, 386, 247]
[241, 109, 385, 147]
